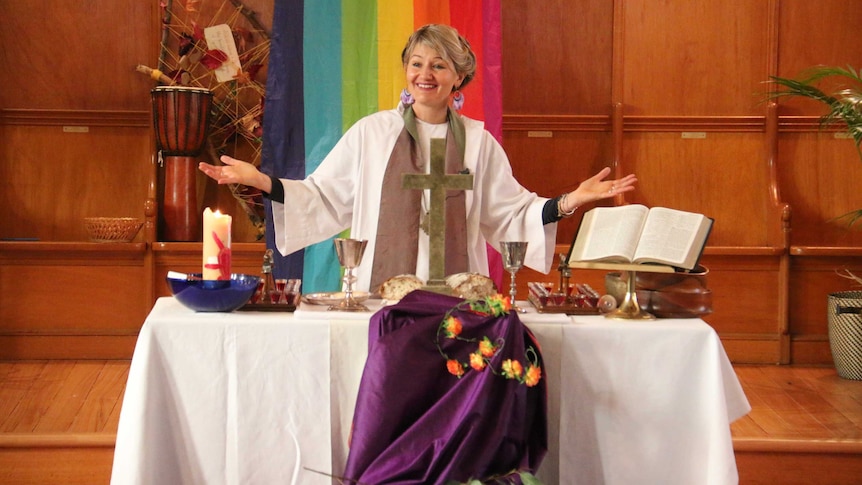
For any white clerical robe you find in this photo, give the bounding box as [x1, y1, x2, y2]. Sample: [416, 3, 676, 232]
[272, 106, 557, 292]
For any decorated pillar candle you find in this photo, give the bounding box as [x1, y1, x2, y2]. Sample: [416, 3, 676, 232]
[202, 207, 232, 280]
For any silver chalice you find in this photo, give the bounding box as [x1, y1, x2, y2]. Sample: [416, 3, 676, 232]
[500, 241, 529, 313]
[331, 238, 369, 312]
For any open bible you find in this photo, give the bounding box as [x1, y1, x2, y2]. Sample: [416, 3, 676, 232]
[568, 205, 713, 271]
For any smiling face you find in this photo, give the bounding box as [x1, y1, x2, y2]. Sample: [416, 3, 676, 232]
[404, 43, 464, 123]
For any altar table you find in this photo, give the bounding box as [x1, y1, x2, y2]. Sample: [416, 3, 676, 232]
[110, 297, 750, 485]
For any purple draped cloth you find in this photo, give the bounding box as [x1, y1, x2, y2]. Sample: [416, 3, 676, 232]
[342, 290, 548, 484]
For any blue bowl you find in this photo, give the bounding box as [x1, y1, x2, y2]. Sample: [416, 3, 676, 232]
[167, 273, 260, 312]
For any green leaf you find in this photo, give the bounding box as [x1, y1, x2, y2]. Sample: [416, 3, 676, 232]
[764, 65, 862, 185]
[519, 472, 545, 485]
[830, 209, 862, 228]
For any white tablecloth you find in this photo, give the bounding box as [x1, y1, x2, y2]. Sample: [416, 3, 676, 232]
[111, 297, 749, 485]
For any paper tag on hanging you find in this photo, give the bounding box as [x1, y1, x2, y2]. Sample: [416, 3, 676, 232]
[204, 24, 242, 83]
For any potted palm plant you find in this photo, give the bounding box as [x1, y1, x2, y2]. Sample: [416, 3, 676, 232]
[768, 65, 862, 380]
[767, 65, 861, 174]
[768, 66, 861, 147]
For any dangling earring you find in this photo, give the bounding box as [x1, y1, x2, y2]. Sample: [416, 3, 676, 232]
[452, 90, 465, 111]
[400, 88, 414, 106]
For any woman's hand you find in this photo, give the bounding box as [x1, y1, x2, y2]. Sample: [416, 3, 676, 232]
[198, 155, 272, 194]
[561, 167, 637, 213]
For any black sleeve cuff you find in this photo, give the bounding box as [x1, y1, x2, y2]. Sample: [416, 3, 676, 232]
[262, 174, 285, 203]
[542, 196, 563, 225]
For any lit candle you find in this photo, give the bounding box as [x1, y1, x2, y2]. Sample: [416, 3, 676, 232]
[202, 207, 232, 280]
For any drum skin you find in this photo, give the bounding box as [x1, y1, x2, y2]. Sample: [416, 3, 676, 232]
[151, 86, 213, 156]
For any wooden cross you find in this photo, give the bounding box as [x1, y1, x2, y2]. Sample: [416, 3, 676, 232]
[403, 138, 473, 291]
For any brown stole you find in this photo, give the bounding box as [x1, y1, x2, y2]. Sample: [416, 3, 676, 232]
[370, 107, 469, 291]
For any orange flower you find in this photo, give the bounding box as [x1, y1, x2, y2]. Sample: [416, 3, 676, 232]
[524, 365, 542, 387]
[478, 337, 497, 358]
[447, 359, 465, 377]
[487, 294, 512, 316]
[502, 359, 523, 379]
[443, 316, 463, 338]
[500, 295, 512, 312]
[469, 352, 486, 371]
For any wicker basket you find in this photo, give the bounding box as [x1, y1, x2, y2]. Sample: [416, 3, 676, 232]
[84, 217, 144, 243]
[827, 291, 862, 380]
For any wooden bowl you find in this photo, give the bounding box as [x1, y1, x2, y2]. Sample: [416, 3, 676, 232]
[606, 266, 713, 318]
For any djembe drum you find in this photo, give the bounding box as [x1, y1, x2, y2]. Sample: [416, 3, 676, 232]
[151, 86, 214, 241]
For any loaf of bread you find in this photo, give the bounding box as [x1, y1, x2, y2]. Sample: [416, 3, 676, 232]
[446, 272, 497, 300]
[378, 274, 425, 301]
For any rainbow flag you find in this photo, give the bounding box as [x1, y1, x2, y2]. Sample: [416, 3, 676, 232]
[262, 0, 503, 293]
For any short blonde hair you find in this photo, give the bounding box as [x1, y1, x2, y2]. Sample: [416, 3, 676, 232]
[401, 24, 477, 91]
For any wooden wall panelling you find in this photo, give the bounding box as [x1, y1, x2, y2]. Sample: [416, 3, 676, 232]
[0, 241, 267, 361]
[620, 131, 790, 362]
[777, 133, 862, 248]
[763, 102, 792, 260]
[620, 0, 771, 117]
[0, 0, 159, 239]
[764, 103, 793, 364]
[773, 0, 862, 366]
[621, 132, 779, 246]
[0, 1, 157, 111]
[502, 129, 616, 244]
[0, 119, 152, 242]
[776, 0, 862, 80]
[0, 242, 148, 360]
[502, 0, 616, 297]
[0, 0, 160, 360]
[0, 0, 857, 363]
[700, 252, 786, 364]
[774, 0, 862, 248]
[501, 0, 614, 115]
[143, 146, 158, 313]
[0, 0, 275, 361]
[615, 0, 790, 362]
[510, 1, 789, 362]
[614, 0, 787, 252]
[788, 250, 862, 366]
[501, 0, 790, 364]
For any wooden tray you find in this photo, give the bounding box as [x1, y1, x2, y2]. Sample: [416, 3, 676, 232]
[527, 282, 601, 315]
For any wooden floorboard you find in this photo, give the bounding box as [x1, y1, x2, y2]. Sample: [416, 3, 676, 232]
[0, 361, 861, 484]
[730, 365, 862, 441]
[4, 361, 858, 441]
[0, 362, 127, 435]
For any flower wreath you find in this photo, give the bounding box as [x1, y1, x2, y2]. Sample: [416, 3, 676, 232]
[436, 294, 542, 387]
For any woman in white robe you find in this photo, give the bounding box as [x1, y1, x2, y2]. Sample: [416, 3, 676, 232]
[200, 24, 636, 292]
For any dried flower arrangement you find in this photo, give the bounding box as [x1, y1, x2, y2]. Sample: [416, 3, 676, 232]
[437, 295, 543, 387]
[137, 0, 269, 238]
